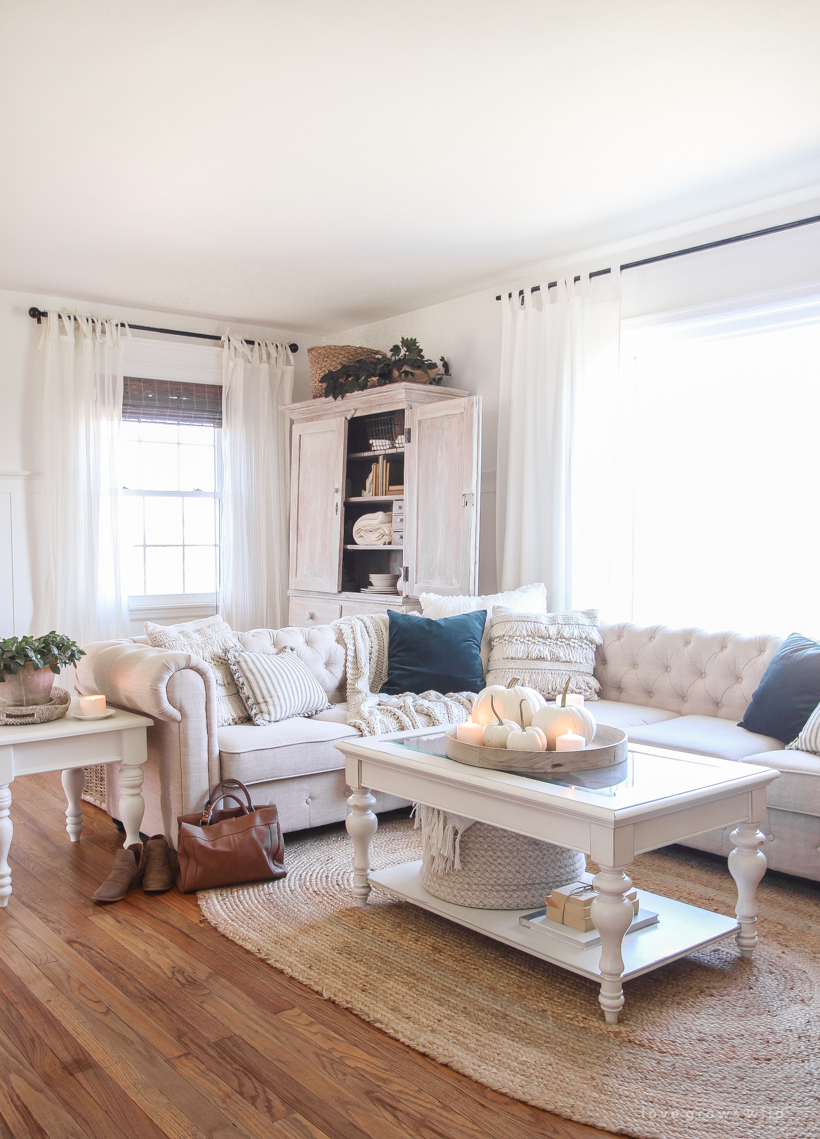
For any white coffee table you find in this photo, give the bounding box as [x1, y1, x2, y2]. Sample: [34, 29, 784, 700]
[336, 729, 780, 1023]
[0, 702, 153, 907]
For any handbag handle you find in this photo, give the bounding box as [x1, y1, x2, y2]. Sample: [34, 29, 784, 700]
[200, 793, 249, 825]
[206, 778, 255, 813]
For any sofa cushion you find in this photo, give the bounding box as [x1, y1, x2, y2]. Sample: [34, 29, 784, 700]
[419, 582, 547, 670]
[592, 700, 679, 731]
[626, 715, 784, 762]
[740, 633, 820, 744]
[217, 717, 358, 783]
[310, 702, 350, 725]
[486, 607, 601, 700]
[739, 749, 820, 818]
[226, 648, 330, 725]
[382, 609, 486, 695]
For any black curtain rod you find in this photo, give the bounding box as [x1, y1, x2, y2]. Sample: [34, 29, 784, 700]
[27, 308, 298, 352]
[495, 210, 820, 300]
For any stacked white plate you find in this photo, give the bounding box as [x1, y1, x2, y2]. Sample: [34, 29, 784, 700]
[369, 573, 401, 593]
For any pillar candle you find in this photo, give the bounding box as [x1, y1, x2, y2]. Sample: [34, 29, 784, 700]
[456, 720, 485, 746]
[555, 730, 585, 751]
[556, 693, 585, 707]
[79, 694, 106, 716]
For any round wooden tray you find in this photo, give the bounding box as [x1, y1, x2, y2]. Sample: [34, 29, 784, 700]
[443, 724, 628, 775]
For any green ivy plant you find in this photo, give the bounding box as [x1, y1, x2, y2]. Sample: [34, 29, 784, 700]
[320, 337, 451, 400]
[0, 633, 85, 681]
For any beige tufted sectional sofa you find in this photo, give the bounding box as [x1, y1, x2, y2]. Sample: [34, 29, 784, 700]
[79, 620, 819, 881]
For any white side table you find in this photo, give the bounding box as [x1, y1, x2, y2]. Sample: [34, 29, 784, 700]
[0, 702, 153, 907]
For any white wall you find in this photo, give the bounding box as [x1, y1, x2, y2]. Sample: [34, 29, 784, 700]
[318, 190, 820, 596]
[0, 287, 321, 636]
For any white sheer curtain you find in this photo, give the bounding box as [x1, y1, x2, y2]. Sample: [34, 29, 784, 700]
[220, 337, 294, 631]
[496, 271, 623, 613]
[41, 313, 129, 644]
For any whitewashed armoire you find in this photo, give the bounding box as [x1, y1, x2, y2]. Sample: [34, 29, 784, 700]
[284, 382, 481, 628]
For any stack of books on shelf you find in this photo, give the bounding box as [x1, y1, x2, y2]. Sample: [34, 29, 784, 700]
[363, 455, 403, 497]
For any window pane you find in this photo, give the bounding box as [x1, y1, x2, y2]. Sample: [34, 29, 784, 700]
[120, 421, 141, 441]
[145, 546, 183, 594]
[184, 546, 217, 593]
[139, 422, 179, 444]
[124, 546, 145, 596]
[179, 445, 215, 491]
[179, 424, 216, 445]
[139, 442, 179, 491]
[184, 497, 217, 545]
[121, 441, 141, 490]
[121, 496, 144, 546]
[144, 496, 183, 545]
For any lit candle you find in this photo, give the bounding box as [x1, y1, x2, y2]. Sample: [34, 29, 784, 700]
[79, 694, 106, 716]
[556, 693, 585, 707]
[556, 730, 585, 751]
[456, 720, 485, 745]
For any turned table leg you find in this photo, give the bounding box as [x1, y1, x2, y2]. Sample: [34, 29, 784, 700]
[62, 767, 85, 842]
[346, 786, 378, 907]
[591, 865, 635, 1024]
[729, 821, 767, 957]
[119, 729, 147, 849]
[0, 783, 11, 907]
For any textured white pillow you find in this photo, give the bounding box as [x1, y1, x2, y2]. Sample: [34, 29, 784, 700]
[227, 648, 330, 725]
[419, 583, 547, 670]
[486, 607, 602, 700]
[144, 615, 249, 726]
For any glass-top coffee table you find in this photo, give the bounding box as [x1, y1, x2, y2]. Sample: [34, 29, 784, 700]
[334, 728, 780, 1023]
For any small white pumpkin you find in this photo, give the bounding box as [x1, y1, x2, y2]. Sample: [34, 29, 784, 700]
[507, 702, 548, 752]
[532, 681, 597, 750]
[482, 695, 522, 748]
[472, 678, 547, 726]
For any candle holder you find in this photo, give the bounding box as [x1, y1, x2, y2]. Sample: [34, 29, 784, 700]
[443, 725, 627, 775]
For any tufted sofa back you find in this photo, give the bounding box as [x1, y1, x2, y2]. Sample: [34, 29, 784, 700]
[239, 626, 347, 702]
[596, 623, 782, 721]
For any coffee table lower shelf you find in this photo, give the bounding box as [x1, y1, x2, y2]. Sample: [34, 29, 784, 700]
[368, 860, 739, 984]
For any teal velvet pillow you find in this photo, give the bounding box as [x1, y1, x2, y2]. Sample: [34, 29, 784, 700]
[381, 609, 486, 696]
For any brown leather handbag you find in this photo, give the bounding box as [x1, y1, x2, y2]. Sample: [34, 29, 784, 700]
[176, 778, 286, 893]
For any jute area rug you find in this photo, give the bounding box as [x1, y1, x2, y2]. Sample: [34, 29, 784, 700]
[198, 818, 820, 1139]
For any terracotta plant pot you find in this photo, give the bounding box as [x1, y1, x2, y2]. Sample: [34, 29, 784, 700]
[0, 663, 57, 707]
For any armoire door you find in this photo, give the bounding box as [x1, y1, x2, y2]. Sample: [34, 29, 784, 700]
[289, 416, 347, 592]
[403, 395, 481, 597]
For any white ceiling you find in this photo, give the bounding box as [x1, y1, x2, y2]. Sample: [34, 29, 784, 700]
[2, 0, 820, 332]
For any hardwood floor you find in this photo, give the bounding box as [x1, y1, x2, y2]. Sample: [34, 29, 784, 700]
[0, 772, 610, 1139]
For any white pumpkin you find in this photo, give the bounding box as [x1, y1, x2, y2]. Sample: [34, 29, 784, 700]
[507, 723, 548, 752]
[472, 678, 547, 726]
[482, 695, 522, 748]
[532, 682, 596, 750]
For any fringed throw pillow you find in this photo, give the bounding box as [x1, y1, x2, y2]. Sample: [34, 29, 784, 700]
[227, 648, 330, 725]
[144, 615, 248, 726]
[486, 607, 602, 700]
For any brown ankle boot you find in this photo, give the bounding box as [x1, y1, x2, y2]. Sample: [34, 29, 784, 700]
[142, 835, 174, 893]
[92, 844, 144, 904]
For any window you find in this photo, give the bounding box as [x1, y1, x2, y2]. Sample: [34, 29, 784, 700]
[120, 379, 222, 600]
[620, 300, 820, 637]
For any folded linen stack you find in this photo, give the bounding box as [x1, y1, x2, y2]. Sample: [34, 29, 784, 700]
[352, 511, 393, 545]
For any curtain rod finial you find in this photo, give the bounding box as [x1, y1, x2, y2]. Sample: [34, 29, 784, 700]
[289, 342, 299, 353]
[29, 307, 45, 324]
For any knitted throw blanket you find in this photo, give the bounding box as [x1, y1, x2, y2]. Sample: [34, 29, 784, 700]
[335, 613, 476, 872]
[335, 613, 474, 735]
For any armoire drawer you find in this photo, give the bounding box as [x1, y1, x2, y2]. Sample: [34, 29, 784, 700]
[288, 599, 342, 627]
[341, 598, 404, 618]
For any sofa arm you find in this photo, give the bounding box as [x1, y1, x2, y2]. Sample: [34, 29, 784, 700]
[77, 640, 221, 831]
[78, 640, 216, 723]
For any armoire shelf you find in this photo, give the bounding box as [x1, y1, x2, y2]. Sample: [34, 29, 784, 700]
[344, 544, 403, 551]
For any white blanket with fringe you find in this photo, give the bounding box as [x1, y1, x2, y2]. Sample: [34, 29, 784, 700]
[335, 612, 476, 871]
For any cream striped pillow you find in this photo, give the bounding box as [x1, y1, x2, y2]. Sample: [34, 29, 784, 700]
[227, 648, 330, 725]
[786, 701, 820, 754]
[486, 607, 602, 700]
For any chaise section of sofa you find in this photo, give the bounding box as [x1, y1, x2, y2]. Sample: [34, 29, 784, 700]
[594, 622, 820, 881]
